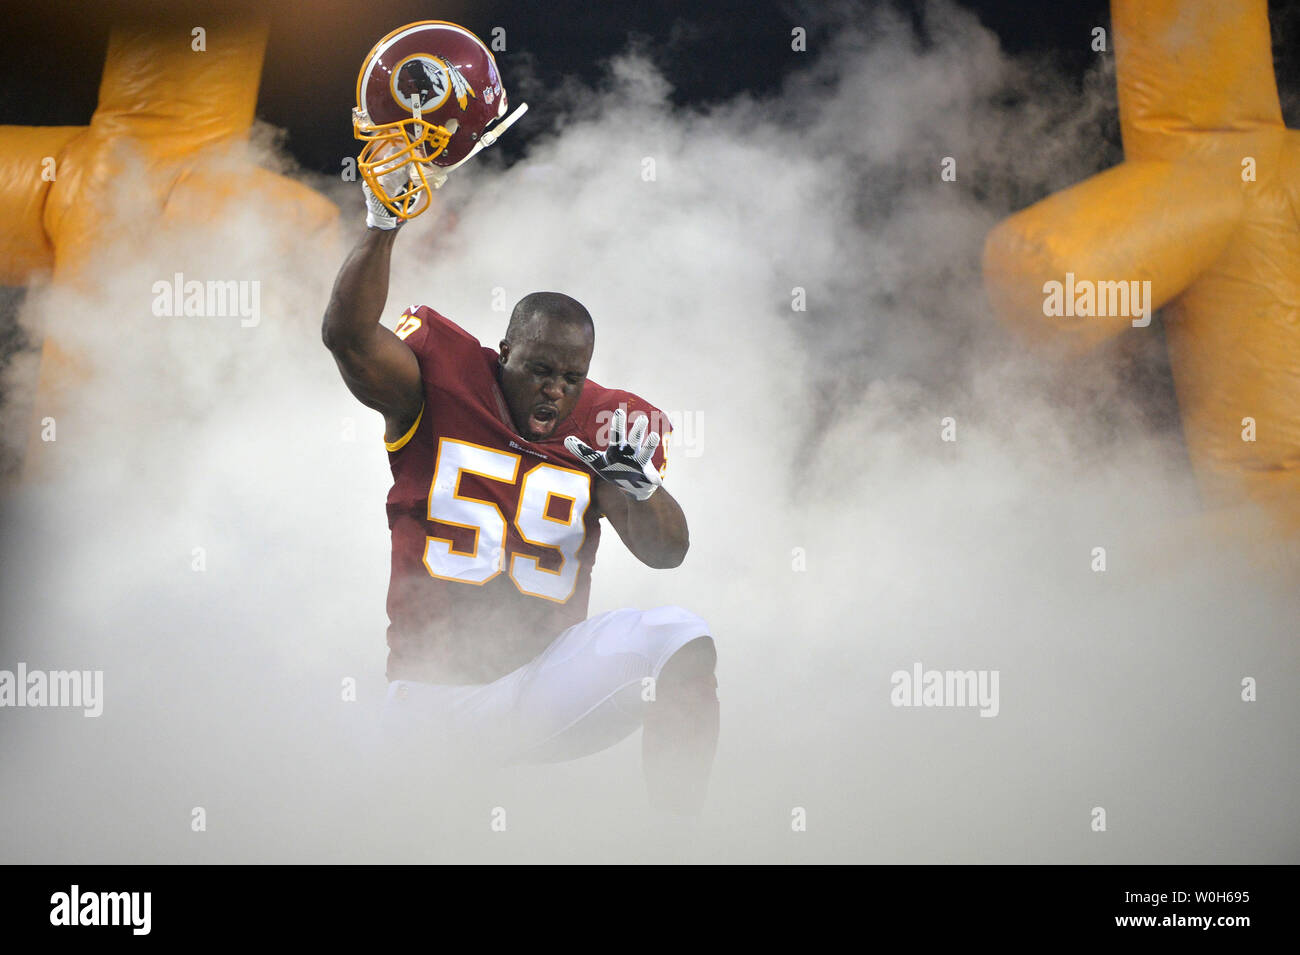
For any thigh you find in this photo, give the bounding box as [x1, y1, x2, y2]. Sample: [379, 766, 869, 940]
[380, 677, 521, 767]
[508, 606, 712, 764]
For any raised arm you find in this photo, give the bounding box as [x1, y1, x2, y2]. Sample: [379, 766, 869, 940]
[321, 226, 423, 442]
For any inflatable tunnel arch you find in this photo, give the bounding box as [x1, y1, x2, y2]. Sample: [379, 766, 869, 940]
[983, 0, 1300, 536]
[0, 15, 338, 479]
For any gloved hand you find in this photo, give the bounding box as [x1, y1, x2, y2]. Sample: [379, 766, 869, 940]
[363, 179, 404, 230]
[362, 151, 447, 229]
[565, 408, 663, 502]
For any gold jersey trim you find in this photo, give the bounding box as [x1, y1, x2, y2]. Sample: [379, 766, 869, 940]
[386, 404, 424, 452]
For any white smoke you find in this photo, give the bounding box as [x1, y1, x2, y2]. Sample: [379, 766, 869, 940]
[1, 0, 1297, 862]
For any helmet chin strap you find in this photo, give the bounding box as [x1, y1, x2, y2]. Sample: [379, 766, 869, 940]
[363, 100, 528, 196]
[439, 102, 529, 173]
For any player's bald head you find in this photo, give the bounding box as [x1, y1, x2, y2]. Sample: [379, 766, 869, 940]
[497, 292, 594, 442]
[505, 292, 594, 347]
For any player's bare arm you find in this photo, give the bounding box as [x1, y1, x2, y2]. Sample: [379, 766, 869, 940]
[321, 226, 423, 442]
[596, 479, 689, 569]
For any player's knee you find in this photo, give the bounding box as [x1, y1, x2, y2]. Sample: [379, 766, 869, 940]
[658, 635, 717, 696]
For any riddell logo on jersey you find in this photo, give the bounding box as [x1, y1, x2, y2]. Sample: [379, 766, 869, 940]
[151, 271, 261, 327]
[49, 886, 151, 935]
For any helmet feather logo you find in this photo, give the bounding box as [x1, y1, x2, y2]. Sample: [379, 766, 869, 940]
[447, 63, 476, 110]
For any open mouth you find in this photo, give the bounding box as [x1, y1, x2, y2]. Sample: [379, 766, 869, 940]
[528, 405, 558, 436]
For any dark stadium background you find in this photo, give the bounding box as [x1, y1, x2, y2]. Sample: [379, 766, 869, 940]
[4, 0, 1298, 163]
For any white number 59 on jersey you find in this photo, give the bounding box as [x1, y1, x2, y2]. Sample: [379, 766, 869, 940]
[423, 438, 590, 603]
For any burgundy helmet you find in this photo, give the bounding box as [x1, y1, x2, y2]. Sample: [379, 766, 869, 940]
[354, 21, 527, 217]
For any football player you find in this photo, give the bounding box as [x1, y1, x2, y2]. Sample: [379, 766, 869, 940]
[323, 22, 718, 815]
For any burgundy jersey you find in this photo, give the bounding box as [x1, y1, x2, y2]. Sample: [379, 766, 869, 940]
[383, 306, 671, 683]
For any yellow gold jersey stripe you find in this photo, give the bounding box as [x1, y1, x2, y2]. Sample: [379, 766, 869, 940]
[385, 404, 424, 452]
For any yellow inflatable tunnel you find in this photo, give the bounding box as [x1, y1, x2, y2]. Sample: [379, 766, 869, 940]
[1, 16, 337, 478]
[983, 0, 1300, 536]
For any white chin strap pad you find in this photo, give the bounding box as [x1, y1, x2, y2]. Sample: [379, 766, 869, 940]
[441, 102, 529, 173]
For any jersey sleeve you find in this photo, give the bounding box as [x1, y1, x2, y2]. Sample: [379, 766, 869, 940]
[387, 305, 486, 439]
[390, 304, 480, 358]
[390, 305, 428, 348]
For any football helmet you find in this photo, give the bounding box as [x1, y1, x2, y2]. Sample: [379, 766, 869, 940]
[353, 20, 527, 218]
